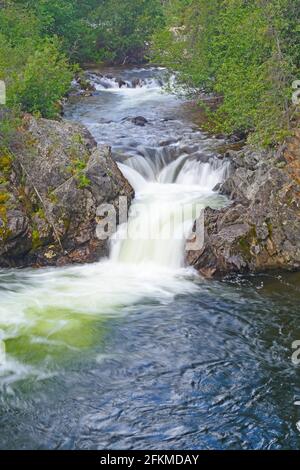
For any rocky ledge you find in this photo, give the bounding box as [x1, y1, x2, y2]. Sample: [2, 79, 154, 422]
[0, 115, 134, 267]
[186, 129, 300, 277]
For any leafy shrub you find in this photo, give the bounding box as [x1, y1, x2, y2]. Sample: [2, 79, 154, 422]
[0, 4, 74, 119]
[8, 40, 74, 118]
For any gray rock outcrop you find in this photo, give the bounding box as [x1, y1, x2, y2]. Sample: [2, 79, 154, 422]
[186, 130, 300, 277]
[0, 115, 134, 267]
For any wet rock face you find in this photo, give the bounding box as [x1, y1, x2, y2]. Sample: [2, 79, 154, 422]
[186, 136, 300, 277]
[0, 115, 134, 267]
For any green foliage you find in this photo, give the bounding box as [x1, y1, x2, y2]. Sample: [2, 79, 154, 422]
[31, 228, 42, 250]
[90, 0, 165, 64]
[0, 151, 13, 174]
[12, 0, 164, 64]
[77, 173, 91, 189]
[0, 2, 41, 47]
[66, 139, 91, 189]
[8, 40, 74, 118]
[0, 0, 165, 125]
[0, 4, 74, 119]
[13, 0, 100, 62]
[152, 0, 300, 146]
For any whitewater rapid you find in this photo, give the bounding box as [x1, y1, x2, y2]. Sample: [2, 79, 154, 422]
[111, 153, 228, 268]
[0, 67, 229, 383]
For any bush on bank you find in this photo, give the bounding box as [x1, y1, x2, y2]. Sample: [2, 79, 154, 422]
[0, 0, 164, 123]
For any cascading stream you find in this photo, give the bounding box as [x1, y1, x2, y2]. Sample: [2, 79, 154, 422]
[1, 67, 299, 451]
[0, 67, 229, 383]
[111, 151, 229, 268]
[77, 67, 230, 269]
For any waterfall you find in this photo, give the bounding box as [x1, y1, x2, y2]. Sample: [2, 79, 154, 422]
[90, 73, 164, 91]
[0, 67, 231, 384]
[110, 153, 229, 269]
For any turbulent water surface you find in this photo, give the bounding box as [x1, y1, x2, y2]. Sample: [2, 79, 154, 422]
[0, 67, 299, 450]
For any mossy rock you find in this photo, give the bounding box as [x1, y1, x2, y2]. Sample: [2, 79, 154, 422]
[0, 192, 10, 205]
[0, 153, 12, 174]
[31, 229, 42, 250]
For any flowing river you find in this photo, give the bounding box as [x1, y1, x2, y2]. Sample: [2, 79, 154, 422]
[0, 67, 299, 450]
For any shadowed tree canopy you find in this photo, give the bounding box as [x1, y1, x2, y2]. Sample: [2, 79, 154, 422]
[0, 0, 164, 118]
[11, 0, 164, 63]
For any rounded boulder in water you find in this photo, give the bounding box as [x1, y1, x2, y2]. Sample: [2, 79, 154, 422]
[131, 116, 148, 126]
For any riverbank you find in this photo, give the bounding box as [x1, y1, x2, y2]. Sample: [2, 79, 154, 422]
[187, 129, 300, 277]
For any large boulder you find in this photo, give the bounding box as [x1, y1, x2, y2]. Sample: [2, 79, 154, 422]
[131, 116, 148, 127]
[0, 115, 134, 267]
[186, 133, 300, 277]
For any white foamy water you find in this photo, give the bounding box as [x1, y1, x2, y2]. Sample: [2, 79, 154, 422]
[111, 154, 228, 268]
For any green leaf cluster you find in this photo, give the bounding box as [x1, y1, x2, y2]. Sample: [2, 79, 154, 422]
[0, 3, 74, 119]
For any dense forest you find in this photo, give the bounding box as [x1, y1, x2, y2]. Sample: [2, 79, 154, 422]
[0, 0, 164, 122]
[153, 0, 300, 145]
[0, 0, 299, 144]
